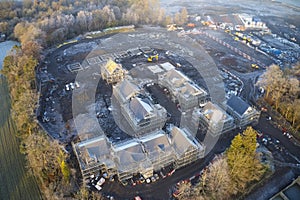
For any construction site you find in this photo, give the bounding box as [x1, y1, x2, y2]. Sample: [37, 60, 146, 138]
[65, 37, 260, 186]
[33, 0, 300, 198]
[35, 25, 266, 192]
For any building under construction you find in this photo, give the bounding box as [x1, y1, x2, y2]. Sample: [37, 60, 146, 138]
[169, 126, 205, 168]
[72, 135, 116, 180]
[225, 95, 260, 127]
[101, 59, 125, 84]
[159, 69, 209, 111]
[73, 58, 259, 184]
[113, 79, 167, 136]
[73, 127, 205, 182]
[192, 102, 235, 136]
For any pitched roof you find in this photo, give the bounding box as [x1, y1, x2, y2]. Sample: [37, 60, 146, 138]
[170, 126, 202, 157]
[227, 95, 250, 116]
[104, 59, 122, 75]
[140, 131, 173, 159]
[164, 69, 188, 88]
[129, 97, 154, 122]
[113, 140, 146, 171]
[78, 136, 110, 157]
[179, 82, 203, 97]
[203, 102, 229, 122]
[76, 136, 115, 168]
[118, 79, 139, 101]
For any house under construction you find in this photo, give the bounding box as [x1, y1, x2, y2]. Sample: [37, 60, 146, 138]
[101, 59, 125, 84]
[225, 95, 260, 127]
[192, 102, 235, 136]
[72, 136, 116, 180]
[73, 127, 205, 182]
[113, 79, 167, 136]
[159, 69, 209, 110]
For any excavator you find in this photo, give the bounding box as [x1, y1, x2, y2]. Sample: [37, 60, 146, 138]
[147, 54, 158, 62]
[251, 63, 259, 69]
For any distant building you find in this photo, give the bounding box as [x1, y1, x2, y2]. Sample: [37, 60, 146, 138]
[193, 102, 235, 136]
[159, 69, 208, 110]
[0, 33, 5, 42]
[225, 95, 260, 127]
[101, 59, 125, 84]
[238, 14, 267, 30]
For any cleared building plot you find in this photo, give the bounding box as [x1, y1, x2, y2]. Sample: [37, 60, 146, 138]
[67, 62, 83, 72]
[87, 56, 102, 65]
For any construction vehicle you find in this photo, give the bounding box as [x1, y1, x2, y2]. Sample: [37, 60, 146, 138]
[251, 64, 259, 69]
[201, 21, 211, 26]
[147, 54, 158, 62]
[187, 23, 195, 28]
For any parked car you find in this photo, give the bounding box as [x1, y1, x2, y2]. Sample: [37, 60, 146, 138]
[94, 185, 102, 191]
[97, 177, 105, 186]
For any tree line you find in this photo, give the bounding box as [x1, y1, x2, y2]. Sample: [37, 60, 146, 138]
[1, 0, 189, 46]
[258, 64, 300, 135]
[176, 127, 268, 200]
[1, 40, 73, 199]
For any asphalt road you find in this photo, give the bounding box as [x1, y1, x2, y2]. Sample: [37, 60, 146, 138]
[254, 114, 300, 162]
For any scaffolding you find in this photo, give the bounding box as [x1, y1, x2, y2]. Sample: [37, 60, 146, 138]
[113, 79, 167, 136]
[140, 131, 175, 171]
[169, 126, 205, 169]
[225, 95, 260, 127]
[101, 59, 125, 84]
[159, 69, 208, 110]
[72, 136, 116, 181]
[113, 79, 140, 104]
[193, 102, 235, 136]
[120, 97, 167, 136]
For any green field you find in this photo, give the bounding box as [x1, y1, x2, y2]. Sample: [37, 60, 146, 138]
[0, 76, 42, 200]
